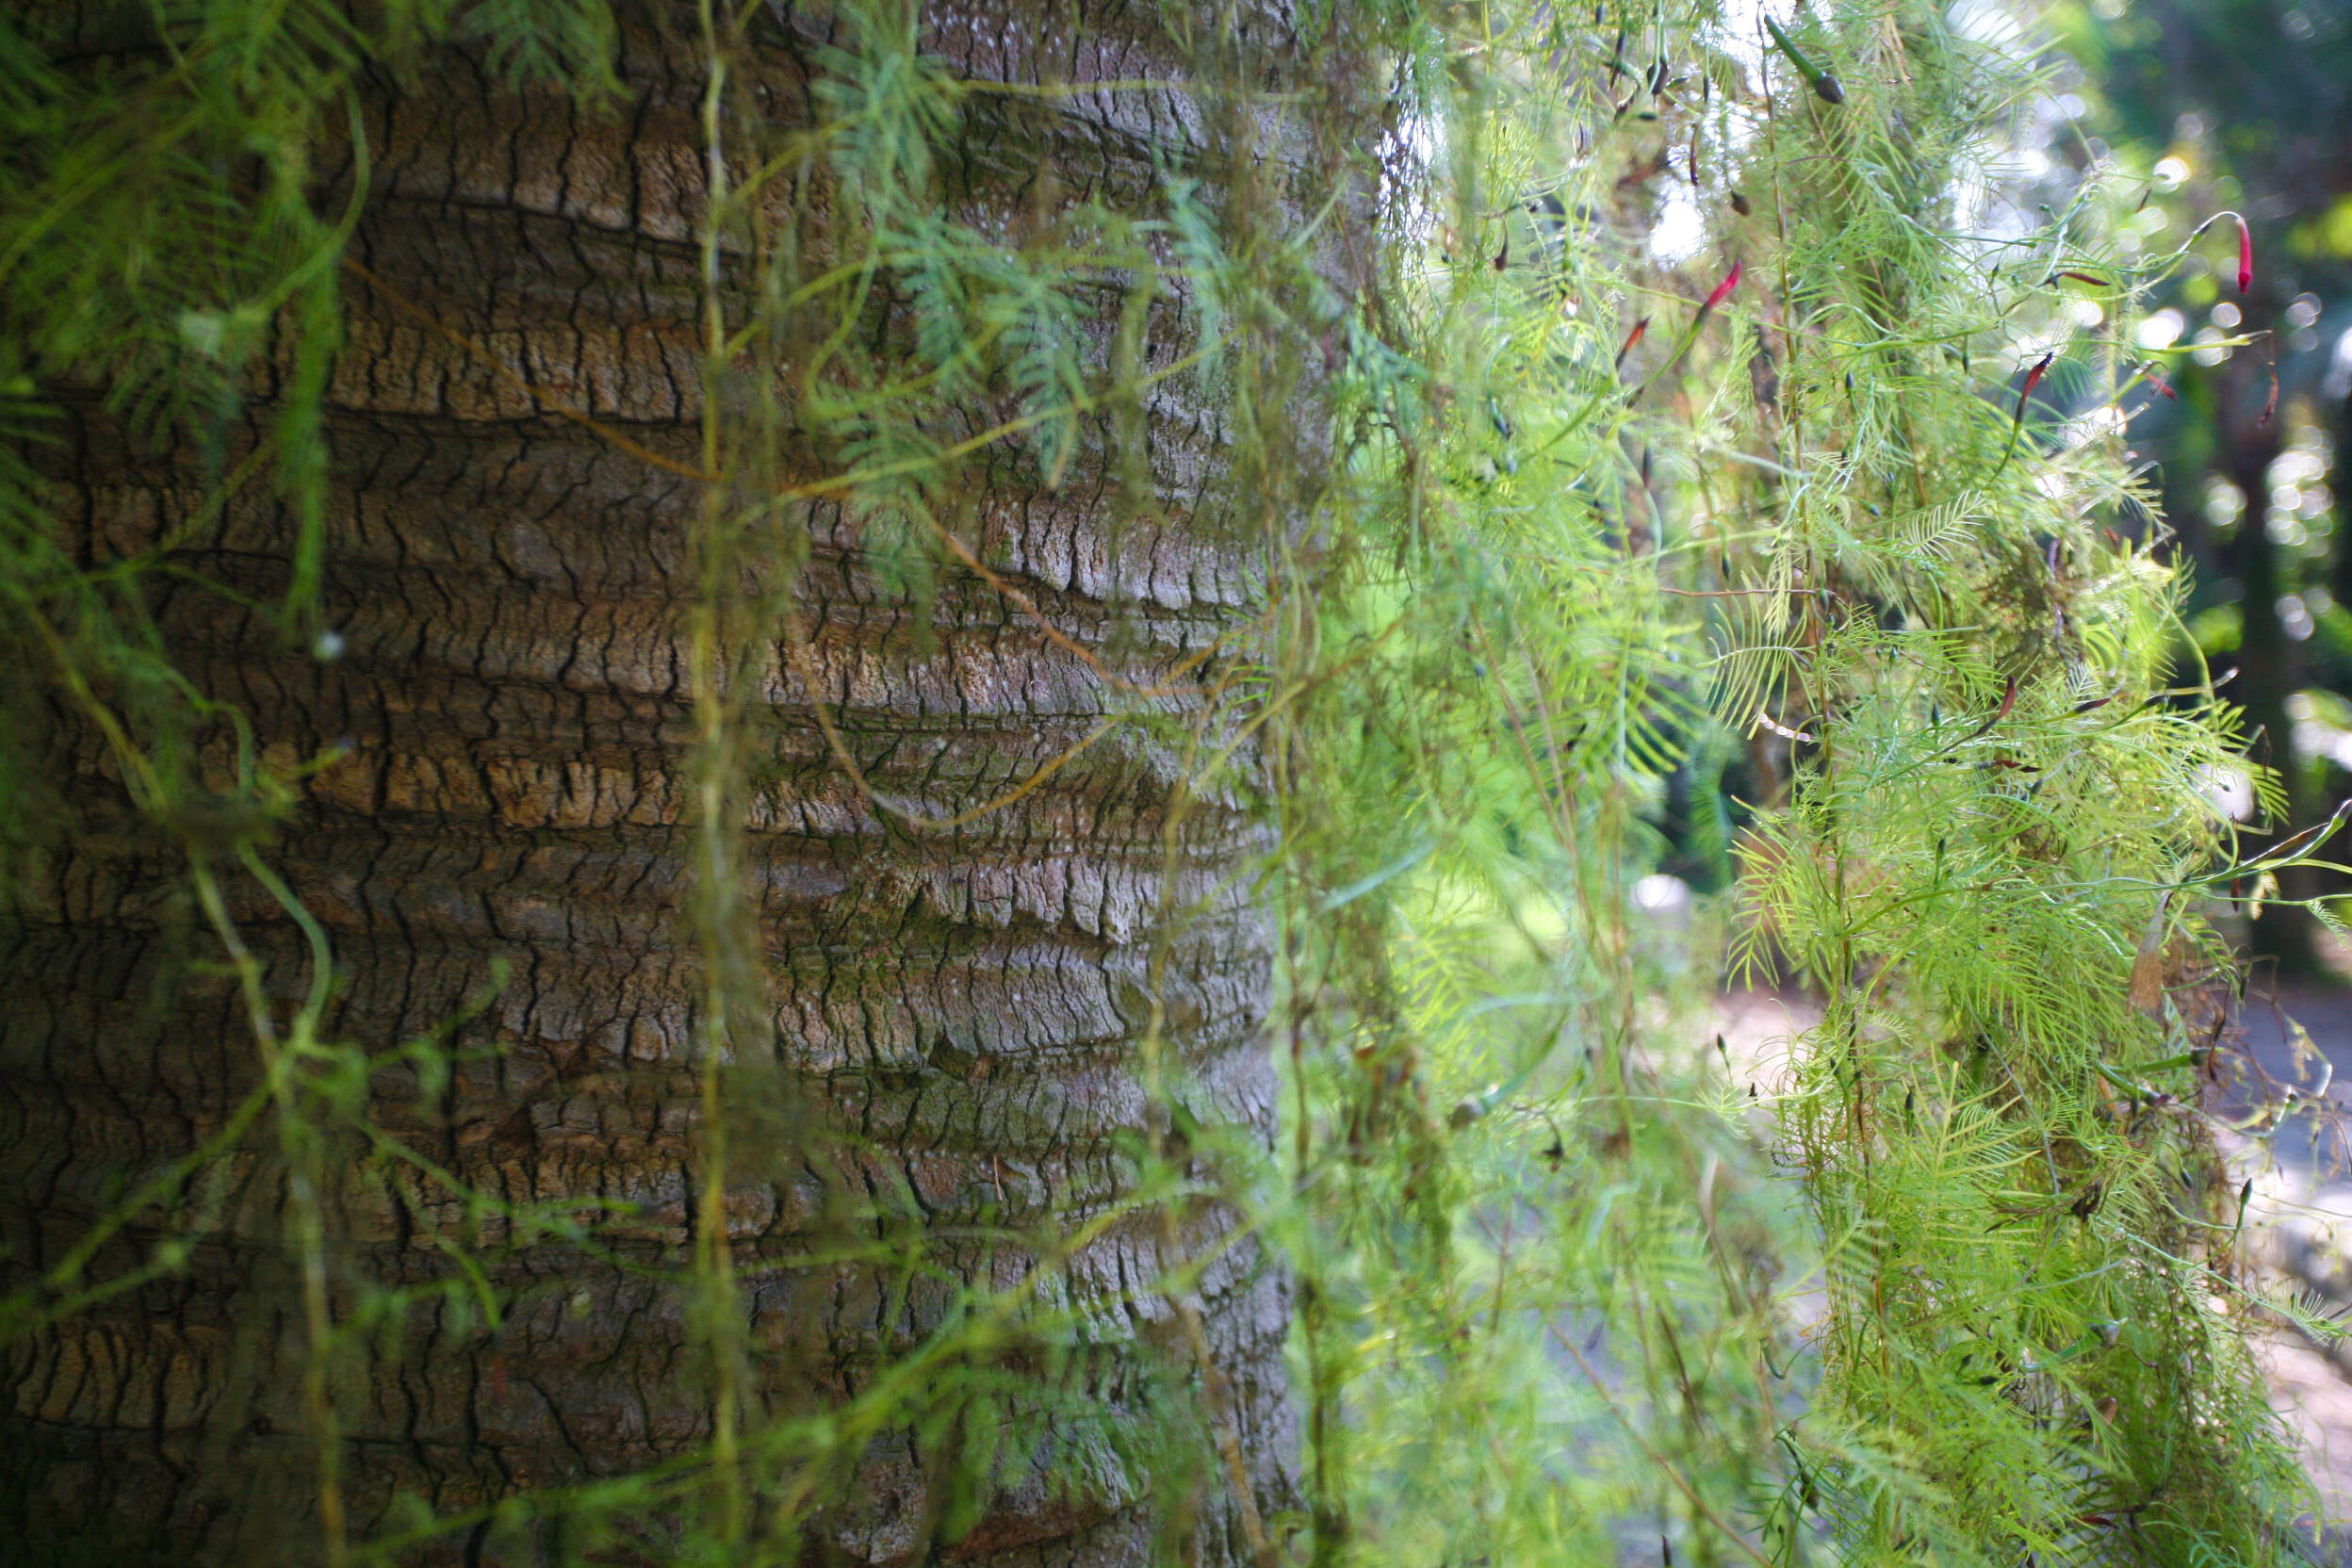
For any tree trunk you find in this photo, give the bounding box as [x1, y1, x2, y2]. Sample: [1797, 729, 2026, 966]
[4, 4, 1343, 1562]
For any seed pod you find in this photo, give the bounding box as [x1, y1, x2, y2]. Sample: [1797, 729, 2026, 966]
[1763, 14, 1844, 106]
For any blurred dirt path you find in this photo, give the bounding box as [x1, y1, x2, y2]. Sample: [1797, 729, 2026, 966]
[2236, 985, 2352, 1536]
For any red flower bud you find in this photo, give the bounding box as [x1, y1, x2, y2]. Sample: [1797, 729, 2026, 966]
[2236, 215, 2253, 297]
[2014, 351, 2052, 433]
[1701, 260, 1742, 317]
[1998, 352, 2057, 472]
[1615, 316, 1651, 369]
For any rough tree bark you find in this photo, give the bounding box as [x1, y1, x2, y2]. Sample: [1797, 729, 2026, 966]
[3, 3, 1359, 1562]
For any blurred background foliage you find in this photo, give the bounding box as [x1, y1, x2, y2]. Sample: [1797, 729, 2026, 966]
[2054, 0, 2352, 974]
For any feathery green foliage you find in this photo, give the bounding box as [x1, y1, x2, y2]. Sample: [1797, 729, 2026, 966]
[1, 0, 2340, 1563]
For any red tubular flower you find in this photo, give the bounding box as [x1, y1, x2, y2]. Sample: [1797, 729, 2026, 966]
[2236, 215, 2253, 296]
